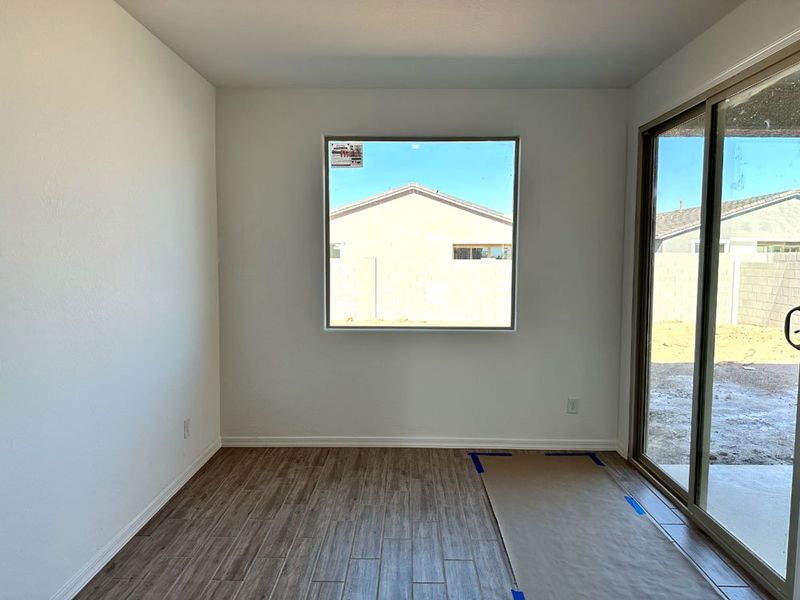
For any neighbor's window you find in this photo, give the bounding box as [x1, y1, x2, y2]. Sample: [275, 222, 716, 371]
[757, 241, 800, 253]
[452, 244, 512, 260]
[692, 241, 728, 253]
[324, 138, 519, 329]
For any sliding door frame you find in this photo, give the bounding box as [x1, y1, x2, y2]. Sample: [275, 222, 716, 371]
[630, 40, 800, 600]
[631, 103, 705, 505]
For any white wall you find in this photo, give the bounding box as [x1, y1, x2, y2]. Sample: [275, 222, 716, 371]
[217, 88, 628, 447]
[0, 1, 219, 598]
[617, 0, 800, 455]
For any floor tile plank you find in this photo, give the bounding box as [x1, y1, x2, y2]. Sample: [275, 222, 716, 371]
[234, 556, 284, 600]
[473, 540, 514, 600]
[351, 504, 385, 559]
[74, 575, 141, 600]
[661, 524, 748, 587]
[342, 559, 379, 600]
[211, 489, 264, 537]
[269, 537, 321, 599]
[443, 560, 481, 600]
[130, 555, 191, 600]
[439, 504, 472, 560]
[256, 504, 308, 558]
[313, 520, 357, 581]
[199, 579, 242, 600]
[412, 522, 444, 583]
[412, 583, 447, 600]
[165, 537, 236, 599]
[383, 490, 410, 539]
[214, 518, 274, 581]
[308, 581, 345, 600]
[378, 539, 411, 600]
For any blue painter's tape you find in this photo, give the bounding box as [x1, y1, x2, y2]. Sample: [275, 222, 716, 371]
[544, 451, 604, 466]
[512, 590, 526, 599]
[467, 452, 513, 473]
[625, 495, 646, 515]
[588, 452, 604, 466]
[470, 453, 484, 473]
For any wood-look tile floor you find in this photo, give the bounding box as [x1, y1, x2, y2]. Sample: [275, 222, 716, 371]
[76, 447, 514, 600]
[76, 448, 773, 600]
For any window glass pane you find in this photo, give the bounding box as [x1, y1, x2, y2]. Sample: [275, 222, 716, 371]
[644, 112, 706, 491]
[326, 140, 517, 328]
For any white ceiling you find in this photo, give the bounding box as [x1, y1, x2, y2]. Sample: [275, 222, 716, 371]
[116, 0, 743, 88]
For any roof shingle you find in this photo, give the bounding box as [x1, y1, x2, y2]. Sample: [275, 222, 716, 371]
[655, 189, 800, 239]
[330, 183, 513, 225]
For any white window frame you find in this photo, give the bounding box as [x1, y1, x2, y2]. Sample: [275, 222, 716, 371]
[322, 136, 521, 332]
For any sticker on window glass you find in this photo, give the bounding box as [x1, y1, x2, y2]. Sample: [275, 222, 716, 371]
[330, 143, 363, 168]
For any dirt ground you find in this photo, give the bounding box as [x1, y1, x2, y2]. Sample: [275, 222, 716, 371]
[646, 362, 799, 466]
[650, 321, 799, 364]
[646, 320, 800, 466]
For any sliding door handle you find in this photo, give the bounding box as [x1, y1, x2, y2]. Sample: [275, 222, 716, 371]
[786, 305, 800, 351]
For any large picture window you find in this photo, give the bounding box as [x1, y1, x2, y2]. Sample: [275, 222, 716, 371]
[324, 137, 519, 330]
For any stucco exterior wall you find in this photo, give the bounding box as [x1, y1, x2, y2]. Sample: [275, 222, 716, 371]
[658, 197, 800, 253]
[328, 191, 513, 326]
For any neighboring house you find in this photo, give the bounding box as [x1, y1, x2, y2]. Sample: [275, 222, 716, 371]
[328, 183, 513, 325]
[655, 189, 800, 254]
[652, 188, 800, 328]
[329, 182, 513, 262]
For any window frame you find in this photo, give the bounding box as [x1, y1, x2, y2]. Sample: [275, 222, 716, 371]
[322, 136, 521, 332]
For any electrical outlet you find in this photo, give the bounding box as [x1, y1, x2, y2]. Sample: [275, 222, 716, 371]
[567, 398, 579, 414]
[183, 418, 191, 439]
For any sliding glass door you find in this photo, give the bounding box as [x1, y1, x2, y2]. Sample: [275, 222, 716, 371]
[635, 47, 800, 597]
[642, 111, 706, 493]
[698, 60, 800, 580]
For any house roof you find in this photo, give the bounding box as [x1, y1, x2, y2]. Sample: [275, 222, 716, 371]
[655, 189, 800, 240]
[330, 183, 513, 226]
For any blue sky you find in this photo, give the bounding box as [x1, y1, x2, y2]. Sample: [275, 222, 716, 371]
[656, 136, 800, 212]
[328, 140, 517, 213]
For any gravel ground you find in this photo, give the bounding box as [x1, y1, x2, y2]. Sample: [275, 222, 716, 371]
[646, 362, 800, 466]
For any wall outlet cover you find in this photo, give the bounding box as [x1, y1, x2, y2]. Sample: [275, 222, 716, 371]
[567, 398, 579, 414]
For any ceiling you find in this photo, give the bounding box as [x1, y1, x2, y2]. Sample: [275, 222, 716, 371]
[116, 0, 743, 88]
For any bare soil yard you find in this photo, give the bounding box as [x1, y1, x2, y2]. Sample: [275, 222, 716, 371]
[647, 321, 799, 467]
[651, 321, 798, 364]
[647, 362, 799, 466]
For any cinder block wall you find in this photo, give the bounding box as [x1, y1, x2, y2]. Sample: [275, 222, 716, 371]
[738, 254, 800, 327]
[652, 253, 732, 324]
[652, 253, 800, 328]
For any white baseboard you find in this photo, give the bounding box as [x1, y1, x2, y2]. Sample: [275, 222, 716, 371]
[221, 435, 617, 450]
[51, 437, 222, 600]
